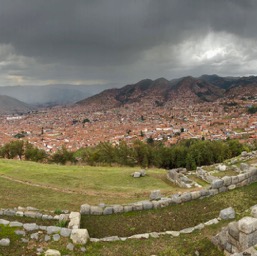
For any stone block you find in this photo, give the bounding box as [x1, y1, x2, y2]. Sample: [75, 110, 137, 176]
[24, 211, 42, 218]
[142, 201, 153, 210]
[180, 227, 195, 234]
[238, 217, 257, 234]
[47, 226, 61, 235]
[70, 229, 90, 244]
[219, 207, 236, 220]
[240, 163, 249, 172]
[228, 184, 236, 190]
[200, 189, 210, 197]
[80, 204, 91, 215]
[222, 176, 232, 186]
[128, 233, 149, 239]
[191, 191, 201, 200]
[15, 211, 24, 217]
[149, 190, 162, 200]
[3, 209, 15, 216]
[152, 200, 161, 209]
[100, 236, 120, 242]
[132, 203, 143, 211]
[209, 189, 219, 196]
[228, 222, 239, 240]
[113, 205, 124, 214]
[217, 164, 227, 171]
[103, 207, 113, 215]
[123, 205, 133, 212]
[231, 176, 239, 184]
[170, 194, 182, 204]
[0, 238, 10, 246]
[181, 192, 192, 202]
[60, 228, 71, 237]
[23, 223, 38, 231]
[238, 174, 247, 182]
[90, 206, 103, 215]
[133, 172, 141, 178]
[159, 198, 172, 207]
[9, 221, 23, 227]
[239, 230, 257, 251]
[45, 249, 61, 256]
[166, 231, 180, 237]
[211, 179, 224, 189]
[227, 234, 239, 248]
[219, 186, 228, 193]
[0, 219, 10, 226]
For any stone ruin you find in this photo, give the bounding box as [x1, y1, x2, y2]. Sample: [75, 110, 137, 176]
[167, 168, 201, 188]
[213, 205, 257, 255]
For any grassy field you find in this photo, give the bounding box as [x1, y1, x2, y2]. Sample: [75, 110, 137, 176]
[0, 159, 194, 210]
[1, 158, 257, 255]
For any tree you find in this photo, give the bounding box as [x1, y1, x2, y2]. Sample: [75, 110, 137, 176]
[24, 142, 47, 162]
[51, 146, 76, 165]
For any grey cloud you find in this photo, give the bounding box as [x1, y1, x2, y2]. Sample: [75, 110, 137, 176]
[0, 0, 257, 86]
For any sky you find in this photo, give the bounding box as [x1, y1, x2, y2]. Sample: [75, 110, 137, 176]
[0, 0, 257, 88]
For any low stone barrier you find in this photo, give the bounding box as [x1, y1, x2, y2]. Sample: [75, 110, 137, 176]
[80, 166, 257, 216]
[0, 210, 89, 255]
[0, 206, 69, 221]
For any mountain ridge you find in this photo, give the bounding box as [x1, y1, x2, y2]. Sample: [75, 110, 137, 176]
[76, 75, 257, 111]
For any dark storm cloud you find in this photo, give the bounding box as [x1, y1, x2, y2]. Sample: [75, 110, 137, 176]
[0, 0, 257, 86]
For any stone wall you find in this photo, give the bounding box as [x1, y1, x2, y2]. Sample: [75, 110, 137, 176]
[167, 168, 201, 188]
[80, 166, 257, 215]
[213, 205, 257, 255]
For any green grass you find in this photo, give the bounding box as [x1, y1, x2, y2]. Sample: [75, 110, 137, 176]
[0, 159, 185, 209]
[212, 169, 237, 177]
[81, 182, 257, 238]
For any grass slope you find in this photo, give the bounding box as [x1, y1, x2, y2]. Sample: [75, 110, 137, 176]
[0, 159, 188, 209]
[82, 182, 257, 238]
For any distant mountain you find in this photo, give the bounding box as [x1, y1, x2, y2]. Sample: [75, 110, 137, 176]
[0, 95, 35, 114]
[199, 74, 238, 90]
[77, 76, 225, 110]
[77, 75, 257, 111]
[0, 84, 109, 107]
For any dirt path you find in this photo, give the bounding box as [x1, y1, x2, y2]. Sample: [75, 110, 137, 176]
[0, 173, 83, 194]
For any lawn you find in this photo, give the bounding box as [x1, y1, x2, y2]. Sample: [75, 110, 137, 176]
[0, 159, 187, 209]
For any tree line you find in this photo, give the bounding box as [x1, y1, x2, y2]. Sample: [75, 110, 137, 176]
[0, 138, 251, 170]
[76, 138, 248, 169]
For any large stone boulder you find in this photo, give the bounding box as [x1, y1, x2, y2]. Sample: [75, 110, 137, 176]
[70, 229, 90, 244]
[219, 207, 236, 220]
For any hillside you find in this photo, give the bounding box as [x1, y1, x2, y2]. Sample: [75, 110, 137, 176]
[0, 95, 35, 114]
[76, 75, 257, 111]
